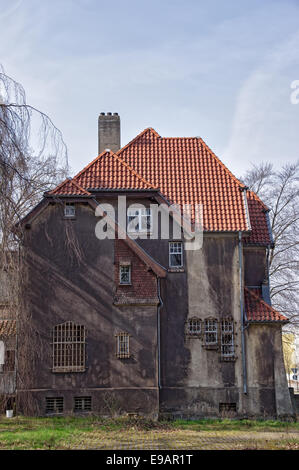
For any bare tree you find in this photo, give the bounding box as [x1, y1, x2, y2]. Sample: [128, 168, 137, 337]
[0, 66, 69, 413]
[242, 161, 299, 327]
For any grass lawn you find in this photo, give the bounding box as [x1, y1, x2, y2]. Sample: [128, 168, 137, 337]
[0, 415, 298, 450]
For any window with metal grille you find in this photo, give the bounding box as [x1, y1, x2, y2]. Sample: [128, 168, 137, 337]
[169, 242, 183, 267]
[219, 403, 237, 413]
[52, 322, 86, 372]
[64, 203, 76, 218]
[204, 319, 218, 346]
[119, 265, 131, 285]
[46, 397, 64, 414]
[221, 319, 235, 359]
[116, 332, 130, 359]
[127, 208, 152, 233]
[186, 318, 202, 336]
[74, 396, 92, 412]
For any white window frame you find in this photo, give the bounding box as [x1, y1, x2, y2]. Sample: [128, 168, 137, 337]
[169, 242, 183, 268]
[127, 207, 152, 233]
[204, 319, 218, 346]
[119, 265, 131, 285]
[64, 203, 76, 218]
[186, 317, 202, 336]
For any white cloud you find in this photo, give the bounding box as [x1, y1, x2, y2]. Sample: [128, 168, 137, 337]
[224, 31, 299, 175]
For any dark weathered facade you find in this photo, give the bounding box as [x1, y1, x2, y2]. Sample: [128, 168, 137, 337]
[16, 115, 294, 418]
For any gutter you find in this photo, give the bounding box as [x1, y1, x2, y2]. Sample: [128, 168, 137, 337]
[239, 231, 248, 395]
[157, 278, 163, 390]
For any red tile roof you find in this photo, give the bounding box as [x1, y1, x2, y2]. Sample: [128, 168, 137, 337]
[49, 178, 91, 196]
[243, 191, 272, 246]
[74, 150, 156, 191]
[244, 288, 288, 323]
[0, 319, 16, 337]
[50, 127, 271, 242]
[116, 128, 250, 232]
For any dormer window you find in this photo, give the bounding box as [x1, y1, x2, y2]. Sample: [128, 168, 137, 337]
[127, 208, 152, 233]
[64, 203, 75, 218]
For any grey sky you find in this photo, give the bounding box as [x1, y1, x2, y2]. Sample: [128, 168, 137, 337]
[1, 0, 299, 177]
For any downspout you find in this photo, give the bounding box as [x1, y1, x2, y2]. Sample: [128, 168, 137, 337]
[157, 277, 163, 390]
[239, 231, 248, 394]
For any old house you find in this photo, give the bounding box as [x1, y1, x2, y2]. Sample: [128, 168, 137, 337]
[16, 113, 294, 418]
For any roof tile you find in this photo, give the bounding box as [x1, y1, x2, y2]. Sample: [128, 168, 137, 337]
[244, 288, 288, 323]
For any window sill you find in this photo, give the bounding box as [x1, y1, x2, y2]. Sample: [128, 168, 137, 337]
[52, 368, 85, 373]
[62, 216, 77, 220]
[168, 268, 185, 273]
[219, 356, 237, 362]
[203, 344, 219, 350]
[119, 283, 132, 287]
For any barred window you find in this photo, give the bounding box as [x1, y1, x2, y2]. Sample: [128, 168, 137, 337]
[119, 265, 131, 285]
[116, 332, 130, 359]
[186, 318, 202, 336]
[74, 396, 92, 412]
[219, 402, 236, 413]
[169, 242, 183, 267]
[64, 203, 76, 218]
[204, 319, 218, 346]
[46, 397, 64, 414]
[52, 322, 86, 372]
[221, 319, 235, 359]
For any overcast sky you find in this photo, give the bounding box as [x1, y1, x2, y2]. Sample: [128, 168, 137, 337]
[1, 0, 299, 178]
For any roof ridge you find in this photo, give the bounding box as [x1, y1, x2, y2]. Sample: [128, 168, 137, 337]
[74, 149, 158, 190]
[245, 287, 288, 321]
[68, 179, 91, 195]
[116, 127, 160, 156]
[49, 177, 91, 196]
[73, 150, 108, 181]
[111, 152, 158, 189]
[48, 178, 70, 195]
[199, 138, 245, 188]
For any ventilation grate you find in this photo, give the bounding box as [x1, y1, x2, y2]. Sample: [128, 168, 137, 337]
[74, 396, 92, 412]
[219, 402, 237, 413]
[46, 397, 64, 414]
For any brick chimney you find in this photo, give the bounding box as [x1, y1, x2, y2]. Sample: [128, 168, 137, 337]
[98, 112, 121, 154]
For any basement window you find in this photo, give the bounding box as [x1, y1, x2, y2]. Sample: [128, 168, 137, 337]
[46, 397, 64, 414]
[74, 396, 92, 412]
[169, 242, 183, 267]
[64, 203, 76, 218]
[119, 265, 131, 285]
[186, 317, 202, 336]
[220, 319, 235, 360]
[204, 319, 218, 346]
[52, 322, 86, 373]
[219, 403, 237, 413]
[116, 332, 130, 359]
